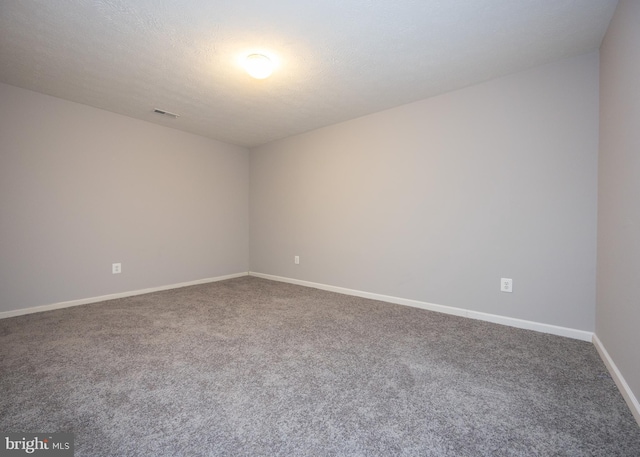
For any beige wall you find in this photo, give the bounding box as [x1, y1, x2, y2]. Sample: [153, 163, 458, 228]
[0, 83, 249, 312]
[251, 52, 599, 331]
[597, 0, 640, 401]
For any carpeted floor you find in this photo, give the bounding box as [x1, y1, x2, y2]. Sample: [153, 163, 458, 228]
[1, 276, 639, 456]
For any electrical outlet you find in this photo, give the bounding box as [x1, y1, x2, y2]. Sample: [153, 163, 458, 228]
[501, 278, 512, 293]
[294, 256, 300, 265]
[112, 263, 122, 274]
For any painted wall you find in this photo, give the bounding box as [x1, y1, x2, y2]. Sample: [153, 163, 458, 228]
[251, 52, 599, 331]
[597, 0, 640, 401]
[0, 83, 249, 313]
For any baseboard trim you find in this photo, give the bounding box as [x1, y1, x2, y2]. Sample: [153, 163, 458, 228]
[249, 272, 593, 342]
[0, 272, 249, 320]
[593, 334, 640, 426]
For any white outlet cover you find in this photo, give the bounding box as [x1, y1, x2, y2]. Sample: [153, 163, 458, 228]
[501, 278, 513, 293]
[112, 263, 122, 274]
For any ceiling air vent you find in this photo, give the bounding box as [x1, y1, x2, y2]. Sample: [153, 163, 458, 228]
[153, 109, 180, 119]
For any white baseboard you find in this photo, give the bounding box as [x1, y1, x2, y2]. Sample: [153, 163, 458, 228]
[249, 272, 593, 342]
[0, 272, 249, 320]
[593, 334, 640, 426]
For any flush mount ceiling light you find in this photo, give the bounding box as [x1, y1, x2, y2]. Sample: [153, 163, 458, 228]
[243, 54, 273, 79]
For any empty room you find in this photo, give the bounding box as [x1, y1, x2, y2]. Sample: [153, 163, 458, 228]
[1, 0, 639, 455]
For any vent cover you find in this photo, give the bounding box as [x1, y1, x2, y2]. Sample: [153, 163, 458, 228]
[153, 109, 180, 119]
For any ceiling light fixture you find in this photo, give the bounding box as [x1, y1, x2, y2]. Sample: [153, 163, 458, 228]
[244, 54, 273, 79]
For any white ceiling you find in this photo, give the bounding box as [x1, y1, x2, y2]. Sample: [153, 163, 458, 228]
[0, 0, 617, 148]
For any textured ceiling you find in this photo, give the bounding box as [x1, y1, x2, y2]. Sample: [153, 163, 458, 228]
[0, 0, 617, 148]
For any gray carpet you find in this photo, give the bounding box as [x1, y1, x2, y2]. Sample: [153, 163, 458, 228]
[1, 276, 639, 456]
